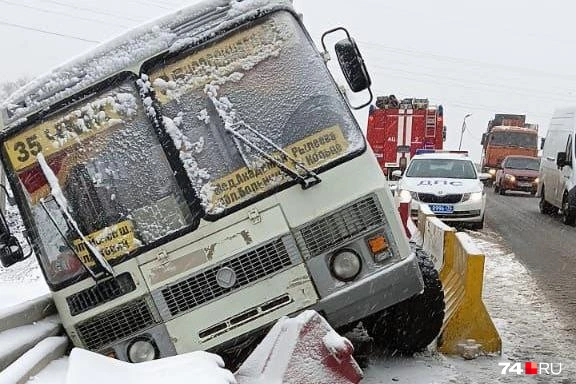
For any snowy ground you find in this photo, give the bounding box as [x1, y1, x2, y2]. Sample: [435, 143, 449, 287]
[0, 205, 49, 309]
[2, 227, 574, 383]
[363, 229, 576, 384]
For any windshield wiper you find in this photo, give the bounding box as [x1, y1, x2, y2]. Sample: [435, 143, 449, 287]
[226, 121, 322, 189]
[39, 199, 100, 281]
[37, 154, 115, 278]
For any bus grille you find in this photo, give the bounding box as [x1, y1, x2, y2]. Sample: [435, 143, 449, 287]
[76, 298, 157, 350]
[67, 273, 136, 316]
[296, 195, 385, 258]
[156, 236, 296, 320]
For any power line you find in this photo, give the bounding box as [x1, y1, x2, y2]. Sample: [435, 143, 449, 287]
[32, 0, 146, 23]
[0, 0, 126, 29]
[359, 40, 576, 81]
[371, 81, 554, 119]
[369, 64, 576, 103]
[122, 0, 172, 10]
[0, 20, 99, 43]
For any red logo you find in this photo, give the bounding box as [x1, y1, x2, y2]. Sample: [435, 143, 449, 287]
[525, 362, 538, 375]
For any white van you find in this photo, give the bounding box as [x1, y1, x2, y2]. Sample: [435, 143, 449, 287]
[538, 107, 576, 225]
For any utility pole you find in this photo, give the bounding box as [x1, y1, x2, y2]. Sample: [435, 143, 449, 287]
[458, 113, 472, 151]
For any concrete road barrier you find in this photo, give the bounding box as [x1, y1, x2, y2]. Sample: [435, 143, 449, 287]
[416, 206, 502, 356]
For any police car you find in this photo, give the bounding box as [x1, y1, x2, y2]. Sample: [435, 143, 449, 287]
[395, 150, 489, 229]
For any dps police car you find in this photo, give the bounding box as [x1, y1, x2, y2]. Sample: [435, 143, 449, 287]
[395, 151, 489, 229]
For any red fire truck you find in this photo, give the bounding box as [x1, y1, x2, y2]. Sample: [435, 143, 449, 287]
[367, 95, 446, 178]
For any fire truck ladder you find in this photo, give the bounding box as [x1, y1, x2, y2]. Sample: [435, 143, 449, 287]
[425, 110, 437, 138]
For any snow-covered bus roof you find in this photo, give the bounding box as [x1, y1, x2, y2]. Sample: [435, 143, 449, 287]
[1, 0, 294, 129]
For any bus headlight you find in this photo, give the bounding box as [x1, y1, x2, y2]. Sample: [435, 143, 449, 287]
[128, 338, 158, 363]
[330, 250, 362, 281]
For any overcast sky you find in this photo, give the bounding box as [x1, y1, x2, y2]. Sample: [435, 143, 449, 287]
[1, 0, 575, 161]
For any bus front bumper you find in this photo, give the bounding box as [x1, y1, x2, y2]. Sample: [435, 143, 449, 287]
[313, 250, 424, 328]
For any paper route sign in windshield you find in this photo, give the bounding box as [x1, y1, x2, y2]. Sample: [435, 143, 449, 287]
[210, 125, 348, 208]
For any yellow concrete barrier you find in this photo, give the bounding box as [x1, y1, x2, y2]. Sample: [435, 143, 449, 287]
[417, 206, 501, 356]
[437, 232, 501, 355]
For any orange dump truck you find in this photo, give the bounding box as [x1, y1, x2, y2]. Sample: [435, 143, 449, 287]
[480, 114, 538, 183]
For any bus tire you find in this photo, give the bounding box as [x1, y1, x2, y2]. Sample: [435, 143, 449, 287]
[365, 244, 444, 354]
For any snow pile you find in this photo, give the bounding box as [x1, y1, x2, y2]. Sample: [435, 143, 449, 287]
[1, 336, 67, 384]
[162, 114, 216, 209]
[47, 93, 137, 149]
[2, 0, 294, 126]
[64, 348, 235, 384]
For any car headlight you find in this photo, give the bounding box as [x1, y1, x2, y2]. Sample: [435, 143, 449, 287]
[398, 190, 418, 201]
[470, 192, 483, 202]
[488, 169, 496, 176]
[505, 174, 516, 182]
[128, 338, 158, 363]
[534, 177, 540, 184]
[398, 189, 412, 201]
[330, 249, 362, 281]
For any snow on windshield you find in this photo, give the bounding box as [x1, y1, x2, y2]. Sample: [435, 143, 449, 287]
[145, 12, 364, 215]
[6, 80, 195, 286]
[1, 0, 294, 126]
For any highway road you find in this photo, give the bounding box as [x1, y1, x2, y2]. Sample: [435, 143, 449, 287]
[484, 189, 576, 326]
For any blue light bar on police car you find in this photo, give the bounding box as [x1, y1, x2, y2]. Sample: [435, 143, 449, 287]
[415, 149, 469, 156]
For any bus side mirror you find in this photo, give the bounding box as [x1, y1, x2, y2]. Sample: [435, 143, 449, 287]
[0, 201, 27, 268]
[334, 37, 371, 93]
[540, 137, 546, 150]
[321, 27, 373, 110]
[557, 151, 567, 168]
[0, 235, 25, 268]
[481, 133, 487, 146]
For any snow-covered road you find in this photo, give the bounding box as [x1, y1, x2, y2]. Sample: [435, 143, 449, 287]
[363, 229, 576, 384]
[2, 228, 574, 383]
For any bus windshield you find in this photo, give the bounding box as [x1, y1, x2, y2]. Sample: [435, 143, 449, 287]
[490, 131, 537, 149]
[3, 12, 364, 286]
[146, 11, 363, 215]
[4, 79, 195, 286]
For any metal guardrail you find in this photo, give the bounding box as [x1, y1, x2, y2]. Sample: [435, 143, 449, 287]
[0, 294, 68, 384]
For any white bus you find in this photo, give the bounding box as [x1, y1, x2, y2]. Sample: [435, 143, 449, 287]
[0, 0, 443, 364]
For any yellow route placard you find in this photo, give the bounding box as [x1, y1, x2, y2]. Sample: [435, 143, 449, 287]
[210, 126, 348, 207]
[72, 220, 137, 267]
[4, 104, 126, 172]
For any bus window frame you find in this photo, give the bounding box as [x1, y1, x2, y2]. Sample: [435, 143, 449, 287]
[0, 71, 204, 291]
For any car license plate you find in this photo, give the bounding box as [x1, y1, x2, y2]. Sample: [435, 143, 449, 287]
[518, 182, 532, 187]
[429, 204, 454, 214]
